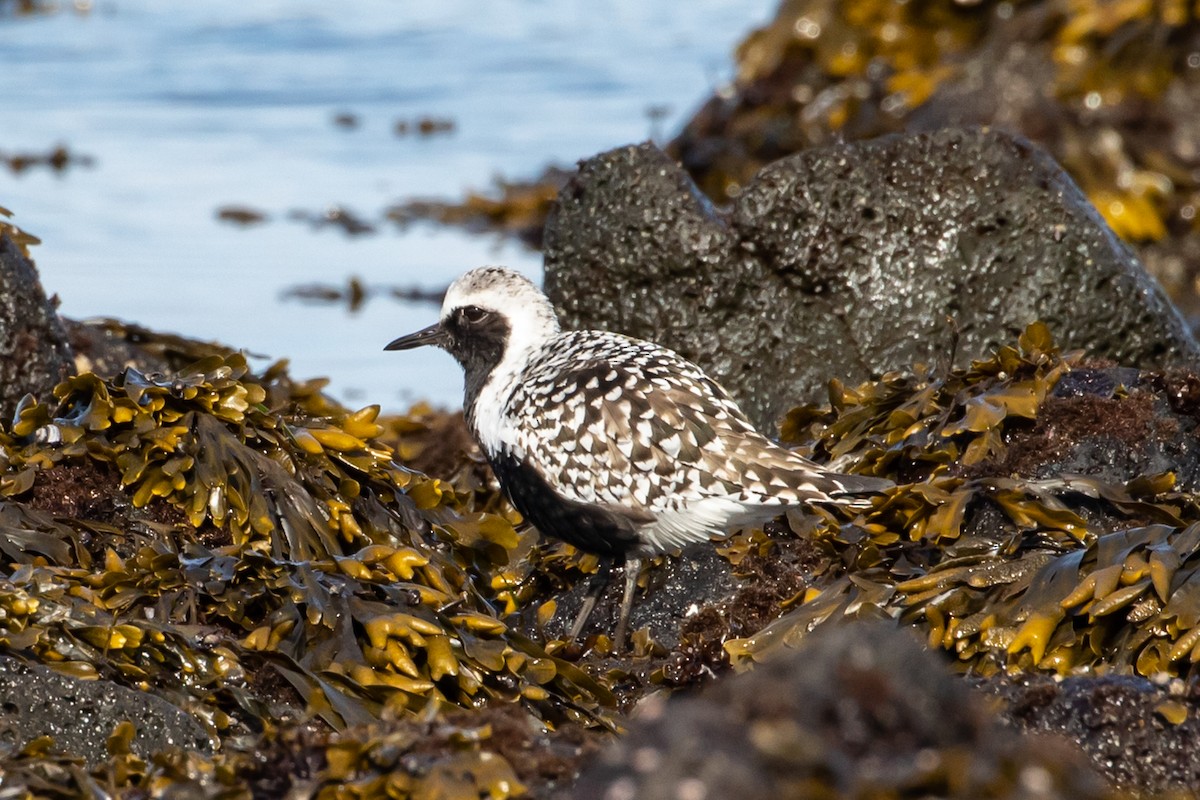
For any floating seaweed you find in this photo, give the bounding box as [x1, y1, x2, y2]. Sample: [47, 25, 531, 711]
[215, 205, 269, 226]
[384, 167, 573, 249]
[1, 145, 94, 176]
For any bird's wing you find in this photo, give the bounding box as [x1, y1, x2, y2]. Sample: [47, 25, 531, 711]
[505, 336, 852, 516]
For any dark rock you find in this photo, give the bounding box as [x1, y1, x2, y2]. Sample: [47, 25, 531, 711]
[0, 235, 74, 416]
[986, 673, 1200, 794]
[63, 317, 239, 378]
[0, 654, 212, 765]
[570, 623, 1113, 799]
[665, 3, 1200, 323]
[1050, 367, 1141, 399]
[543, 129, 1199, 432]
[983, 366, 1200, 490]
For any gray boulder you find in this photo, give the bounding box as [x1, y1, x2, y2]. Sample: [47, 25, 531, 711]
[570, 623, 1110, 799]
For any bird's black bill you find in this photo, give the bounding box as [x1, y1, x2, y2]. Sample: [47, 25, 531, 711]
[384, 322, 450, 351]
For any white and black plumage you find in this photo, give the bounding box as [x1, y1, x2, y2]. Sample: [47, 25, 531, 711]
[385, 266, 890, 648]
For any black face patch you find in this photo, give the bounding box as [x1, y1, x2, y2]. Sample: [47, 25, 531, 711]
[441, 307, 511, 407]
[489, 451, 642, 557]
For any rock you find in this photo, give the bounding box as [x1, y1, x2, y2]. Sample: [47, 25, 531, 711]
[0, 655, 212, 765]
[570, 623, 1113, 799]
[543, 128, 1199, 432]
[0, 235, 74, 417]
[980, 365, 1200, 490]
[988, 672, 1200, 795]
[63, 317, 239, 378]
[666, 3, 1200, 320]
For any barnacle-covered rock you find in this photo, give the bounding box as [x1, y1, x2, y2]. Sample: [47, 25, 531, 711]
[987, 672, 1200, 796]
[544, 131, 1197, 430]
[65, 317, 243, 379]
[0, 654, 210, 766]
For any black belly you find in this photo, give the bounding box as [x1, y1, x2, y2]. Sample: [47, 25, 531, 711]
[488, 451, 641, 558]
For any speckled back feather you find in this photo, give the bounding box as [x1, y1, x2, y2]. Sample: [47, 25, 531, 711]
[479, 330, 882, 553]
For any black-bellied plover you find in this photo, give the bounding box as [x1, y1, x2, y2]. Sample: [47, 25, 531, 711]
[386, 267, 889, 648]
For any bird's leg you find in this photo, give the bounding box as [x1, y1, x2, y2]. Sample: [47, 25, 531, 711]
[568, 556, 614, 641]
[613, 556, 642, 653]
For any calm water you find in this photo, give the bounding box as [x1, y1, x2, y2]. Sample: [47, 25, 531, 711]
[0, 0, 775, 409]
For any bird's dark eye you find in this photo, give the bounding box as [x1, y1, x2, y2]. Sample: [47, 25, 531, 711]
[461, 305, 489, 324]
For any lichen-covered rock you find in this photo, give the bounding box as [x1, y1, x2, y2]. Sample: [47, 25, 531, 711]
[543, 129, 1199, 432]
[0, 234, 74, 417]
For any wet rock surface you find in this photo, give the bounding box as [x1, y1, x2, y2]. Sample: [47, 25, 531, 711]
[544, 129, 1199, 432]
[0, 655, 211, 765]
[64, 317, 241, 379]
[987, 673, 1200, 794]
[517, 546, 742, 650]
[988, 366, 1200, 488]
[0, 234, 74, 417]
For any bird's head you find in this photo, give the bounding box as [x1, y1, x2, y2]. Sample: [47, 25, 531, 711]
[385, 266, 561, 383]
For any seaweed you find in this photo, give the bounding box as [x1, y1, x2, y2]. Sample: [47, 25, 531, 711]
[4, 320, 1200, 795]
[729, 323, 1200, 687]
[0, 206, 40, 257]
[0, 354, 611, 745]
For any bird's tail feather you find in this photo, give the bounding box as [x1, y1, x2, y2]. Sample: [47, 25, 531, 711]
[827, 473, 893, 497]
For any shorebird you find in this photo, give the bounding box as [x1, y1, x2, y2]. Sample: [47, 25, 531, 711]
[385, 267, 889, 648]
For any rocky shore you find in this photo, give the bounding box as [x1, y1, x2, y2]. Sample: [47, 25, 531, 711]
[6, 0, 1200, 795]
[2, 120, 1200, 797]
